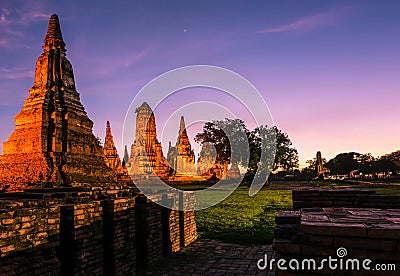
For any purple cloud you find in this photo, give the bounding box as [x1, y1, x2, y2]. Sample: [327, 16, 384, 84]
[0, 67, 34, 79]
[0, 3, 50, 48]
[258, 7, 355, 34]
[81, 47, 156, 77]
[15, 10, 49, 25]
[0, 39, 8, 46]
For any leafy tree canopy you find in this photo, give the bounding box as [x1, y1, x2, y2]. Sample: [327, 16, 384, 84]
[195, 119, 299, 177]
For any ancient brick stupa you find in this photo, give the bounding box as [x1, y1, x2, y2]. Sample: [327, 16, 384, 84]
[126, 102, 170, 179]
[122, 145, 129, 166]
[0, 14, 116, 191]
[167, 116, 197, 177]
[315, 151, 325, 179]
[225, 163, 241, 180]
[197, 142, 226, 180]
[103, 121, 130, 181]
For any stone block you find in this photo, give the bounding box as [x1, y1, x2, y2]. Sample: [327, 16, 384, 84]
[275, 210, 301, 224]
[273, 239, 301, 254]
[301, 221, 366, 237]
[333, 237, 397, 251]
[367, 224, 400, 239]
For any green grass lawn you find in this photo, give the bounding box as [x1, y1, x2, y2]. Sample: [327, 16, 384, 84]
[179, 181, 400, 246]
[194, 187, 292, 245]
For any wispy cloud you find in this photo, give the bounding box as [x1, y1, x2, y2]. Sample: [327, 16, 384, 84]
[258, 7, 355, 34]
[0, 2, 49, 47]
[0, 67, 34, 79]
[87, 47, 156, 76]
[0, 3, 50, 48]
[122, 49, 151, 68]
[0, 9, 49, 26]
[15, 10, 49, 25]
[0, 39, 8, 46]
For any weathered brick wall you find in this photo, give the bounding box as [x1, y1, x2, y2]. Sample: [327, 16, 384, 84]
[159, 192, 198, 254]
[113, 198, 136, 275]
[72, 202, 104, 275]
[0, 188, 198, 275]
[292, 188, 400, 209]
[274, 190, 400, 275]
[0, 199, 61, 275]
[180, 192, 198, 247]
[274, 209, 400, 262]
[169, 209, 181, 252]
[147, 200, 163, 264]
[181, 210, 197, 247]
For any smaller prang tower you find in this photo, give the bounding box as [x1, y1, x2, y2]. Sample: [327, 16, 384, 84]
[315, 151, 325, 180]
[103, 121, 129, 180]
[167, 116, 196, 175]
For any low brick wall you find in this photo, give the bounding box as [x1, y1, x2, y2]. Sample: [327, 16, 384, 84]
[180, 192, 198, 247]
[274, 208, 400, 274]
[0, 199, 61, 275]
[0, 188, 197, 275]
[273, 189, 400, 274]
[292, 188, 400, 209]
[113, 198, 136, 275]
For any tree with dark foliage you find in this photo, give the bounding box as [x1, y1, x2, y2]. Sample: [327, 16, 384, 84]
[195, 119, 299, 181]
[326, 152, 360, 176]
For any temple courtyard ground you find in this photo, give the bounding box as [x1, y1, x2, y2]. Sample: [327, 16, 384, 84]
[143, 181, 400, 275]
[140, 238, 274, 276]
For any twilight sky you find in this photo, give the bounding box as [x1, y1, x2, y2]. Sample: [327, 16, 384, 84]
[0, 0, 399, 166]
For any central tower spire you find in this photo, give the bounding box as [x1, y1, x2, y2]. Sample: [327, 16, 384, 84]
[179, 116, 186, 135]
[44, 14, 65, 50]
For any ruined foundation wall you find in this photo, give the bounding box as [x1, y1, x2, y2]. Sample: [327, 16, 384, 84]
[0, 188, 197, 275]
[274, 189, 400, 275]
[292, 188, 400, 209]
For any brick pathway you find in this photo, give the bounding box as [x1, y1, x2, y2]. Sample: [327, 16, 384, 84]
[140, 239, 274, 276]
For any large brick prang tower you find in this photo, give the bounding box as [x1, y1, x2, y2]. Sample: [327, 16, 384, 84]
[127, 102, 170, 178]
[0, 14, 116, 190]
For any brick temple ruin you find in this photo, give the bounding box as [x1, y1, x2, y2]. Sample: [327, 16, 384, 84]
[1, 13, 400, 276]
[126, 102, 171, 179]
[0, 12, 239, 193]
[103, 121, 130, 182]
[273, 188, 400, 275]
[0, 14, 116, 191]
[0, 14, 197, 275]
[125, 102, 241, 182]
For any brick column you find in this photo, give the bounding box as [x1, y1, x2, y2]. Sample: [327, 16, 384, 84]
[179, 191, 185, 248]
[59, 205, 75, 276]
[161, 194, 173, 256]
[102, 199, 115, 275]
[135, 195, 148, 270]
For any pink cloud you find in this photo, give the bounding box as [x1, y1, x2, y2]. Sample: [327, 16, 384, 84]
[0, 3, 50, 47]
[258, 7, 354, 34]
[122, 49, 151, 67]
[0, 39, 8, 46]
[0, 67, 34, 79]
[17, 11, 49, 25]
[84, 47, 156, 76]
[0, 3, 49, 37]
[12, 8, 49, 25]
